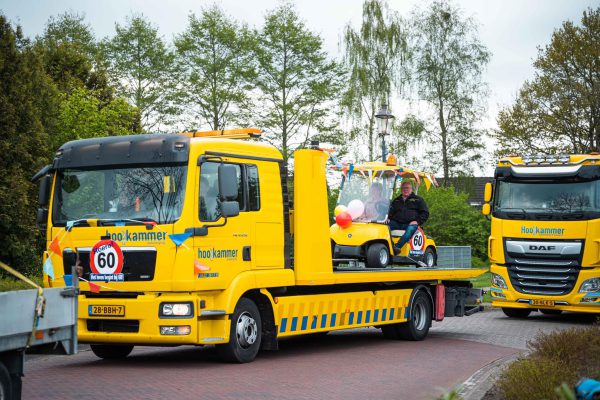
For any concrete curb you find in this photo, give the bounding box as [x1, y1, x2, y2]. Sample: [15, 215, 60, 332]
[458, 352, 524, 400]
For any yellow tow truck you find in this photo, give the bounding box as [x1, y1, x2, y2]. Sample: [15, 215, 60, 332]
[34, 129, 485, 363]
[483, 153, 600, 317]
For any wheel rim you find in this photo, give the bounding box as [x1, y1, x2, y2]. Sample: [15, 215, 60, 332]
[379, 248, 389, 265]
[425, 251, 434, 267]
[236, 311, 258, 349]
[413, 301, 427, 331]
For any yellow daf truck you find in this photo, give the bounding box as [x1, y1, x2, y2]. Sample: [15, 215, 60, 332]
[34, 129, 484, 363]
[483, 154, 600, 317]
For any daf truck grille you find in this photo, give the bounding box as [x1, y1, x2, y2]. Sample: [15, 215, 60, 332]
[507, 263, 580, 296]
[87, 319, 140, 333]
[62, 248, 157, 281]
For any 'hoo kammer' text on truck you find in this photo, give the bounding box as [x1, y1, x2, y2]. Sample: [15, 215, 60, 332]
[483, 153, 600, 317]
[34, 129, 484, 363]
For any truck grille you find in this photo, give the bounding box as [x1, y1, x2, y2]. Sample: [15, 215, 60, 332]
[63, 248, 157, 281]
[504, 239, 583, 296]
[87, 319, 139, 333]
[507, 263, 580, 296]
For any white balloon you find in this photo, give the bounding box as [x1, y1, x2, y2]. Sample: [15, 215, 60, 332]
[347, 199, 365, 220]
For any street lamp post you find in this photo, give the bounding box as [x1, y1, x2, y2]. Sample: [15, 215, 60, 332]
[375, 104, 395, 162]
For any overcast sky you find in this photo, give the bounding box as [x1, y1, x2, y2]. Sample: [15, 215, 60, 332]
[1, 0, 599, 172]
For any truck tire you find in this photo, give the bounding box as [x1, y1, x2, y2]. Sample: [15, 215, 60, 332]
[381, 290, 432, 341]
[90, 344, 134, 359]
[502, 307, 531, 318]
[217, 297, 262, 363]
[0, 362, 12, 400]
[423, 247, 436, 268]
[366, 243, 390, 269]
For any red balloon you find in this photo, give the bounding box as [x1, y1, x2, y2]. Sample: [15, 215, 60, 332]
[336, 211, 353, 228]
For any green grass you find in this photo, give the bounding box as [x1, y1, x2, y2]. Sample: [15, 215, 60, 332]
[469, 271, 491, 288]
[0, 275, 43, 292]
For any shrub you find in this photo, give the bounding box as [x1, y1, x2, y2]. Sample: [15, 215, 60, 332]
[496, 326, 600, 400]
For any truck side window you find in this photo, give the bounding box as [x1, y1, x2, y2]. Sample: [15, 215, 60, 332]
[247, 165, 260, 211]
[200, 162, 243, 221]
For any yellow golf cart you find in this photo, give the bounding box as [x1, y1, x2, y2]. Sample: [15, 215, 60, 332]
[330, 160, 437, 269]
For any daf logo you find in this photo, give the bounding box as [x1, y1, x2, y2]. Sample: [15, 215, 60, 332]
[529, 245, 556, 251]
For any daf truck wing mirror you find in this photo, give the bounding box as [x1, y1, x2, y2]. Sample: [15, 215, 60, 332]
[38, 175, 52, 207]
[221, 201, 240, 217]
[484, 182, 493, 202]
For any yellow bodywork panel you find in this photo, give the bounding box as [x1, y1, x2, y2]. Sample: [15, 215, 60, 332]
[275, 289, 412, 337]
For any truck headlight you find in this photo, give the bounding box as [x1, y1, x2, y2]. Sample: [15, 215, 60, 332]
[492, 273, 508, 289]
[579, 278, 600, 293]
[160, 302, 193, 317]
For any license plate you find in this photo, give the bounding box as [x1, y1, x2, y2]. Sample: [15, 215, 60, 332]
[530, 299, 555, 307]
[89, 305, 125, 317]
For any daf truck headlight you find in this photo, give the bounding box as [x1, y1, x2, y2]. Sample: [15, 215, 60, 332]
[579, 278, 600, 293]
[492, 273, 508, 289]
[160, 302, 193, 317]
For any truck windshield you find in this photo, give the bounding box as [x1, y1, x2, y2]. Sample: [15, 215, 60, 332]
[494, 180, 600, 219]
[337, 172, 395, 221]
[52, 165, 187, 226]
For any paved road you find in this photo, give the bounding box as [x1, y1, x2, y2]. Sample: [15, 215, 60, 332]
[22, 309, 597, 400]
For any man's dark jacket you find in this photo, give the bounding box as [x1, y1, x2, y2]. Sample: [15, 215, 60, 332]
[388, 193, 429, 225]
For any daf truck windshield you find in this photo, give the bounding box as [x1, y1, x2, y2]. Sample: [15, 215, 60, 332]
[52, 165, 187, 226]
[494, 179, 600, 220]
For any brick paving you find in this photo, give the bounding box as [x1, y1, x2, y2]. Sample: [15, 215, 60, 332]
[21, 308, 597, 400]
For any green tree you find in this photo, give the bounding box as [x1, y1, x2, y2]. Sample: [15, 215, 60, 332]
[420, 187, 489, 260]
[341, 0, 409, 161]
[495, 7, 600, 156]
[174, 6, 255, 130]
[411, 1, 490, 183]
[0, 15, 59, 274]
[103, 15, 176, 131]
[251, 3, 345, 161]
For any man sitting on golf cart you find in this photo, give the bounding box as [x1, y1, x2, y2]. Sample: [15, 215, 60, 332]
[386, 179, 429, 254]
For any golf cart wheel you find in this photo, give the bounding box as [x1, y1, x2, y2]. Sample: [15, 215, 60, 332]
[423, 247, 436, 267]
[366, 243, 390, 268]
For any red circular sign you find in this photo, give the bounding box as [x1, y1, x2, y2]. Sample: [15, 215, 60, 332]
[90, 240, 124, 275]
[409, 227, 425, 251]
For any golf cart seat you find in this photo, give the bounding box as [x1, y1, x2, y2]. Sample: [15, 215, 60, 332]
[390, 230, 405, 237]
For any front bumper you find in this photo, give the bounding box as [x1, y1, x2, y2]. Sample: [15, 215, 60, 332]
[490, 264, 600, 314]
[78, 293, 230, 345]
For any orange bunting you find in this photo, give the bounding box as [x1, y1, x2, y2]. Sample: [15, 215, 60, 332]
[413, 172, 421, 185]
[48, 236, 62, 258]
[194, 259, 210, 274]
[89, 282, 101, 293]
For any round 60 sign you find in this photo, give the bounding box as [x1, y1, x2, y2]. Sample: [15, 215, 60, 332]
[409, 227, 425, 252]
[90, 239, 124, 275]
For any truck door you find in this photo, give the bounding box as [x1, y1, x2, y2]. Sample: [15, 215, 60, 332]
[193, 159, 255, 286]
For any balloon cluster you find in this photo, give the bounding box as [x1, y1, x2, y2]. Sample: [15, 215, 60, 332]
[334, 199, 365, 229]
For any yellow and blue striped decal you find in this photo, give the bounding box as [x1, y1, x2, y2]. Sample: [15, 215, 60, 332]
[275, 289, 412, 337]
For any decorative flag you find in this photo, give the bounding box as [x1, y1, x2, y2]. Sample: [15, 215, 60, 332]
[424, 176, 432, 191]
[89, 282, 101, 293]
[413, 172, 421, 185]
[194, 259, 210, 274]
[348, 164, 354, 181]
[48, 236, 62, 258]
[367, 169, 373, 182]
[43, 257, 55, 280]
[432, 175, 439, 187]
[115, 221, 126, 227]
[168, 232, 193, 247]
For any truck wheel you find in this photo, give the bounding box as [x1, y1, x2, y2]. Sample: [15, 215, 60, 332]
[217, 297, 262, 363]
[366, 243, 390, 269]
[382, 290, 432, 341]
[0, 362, 12, 400]
[540, 309, 562, 316]
[90, 344, 134, 359]
[502, 308, 531, 318]
[424, 247, 436, 268]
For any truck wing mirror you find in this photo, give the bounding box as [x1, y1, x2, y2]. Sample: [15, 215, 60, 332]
[483, 182, 493, 203]
[38, 175, 52, 207]
[221, 201, 240, 218]
[482, 203, 491, 216]
[218, 164, 238, 200]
